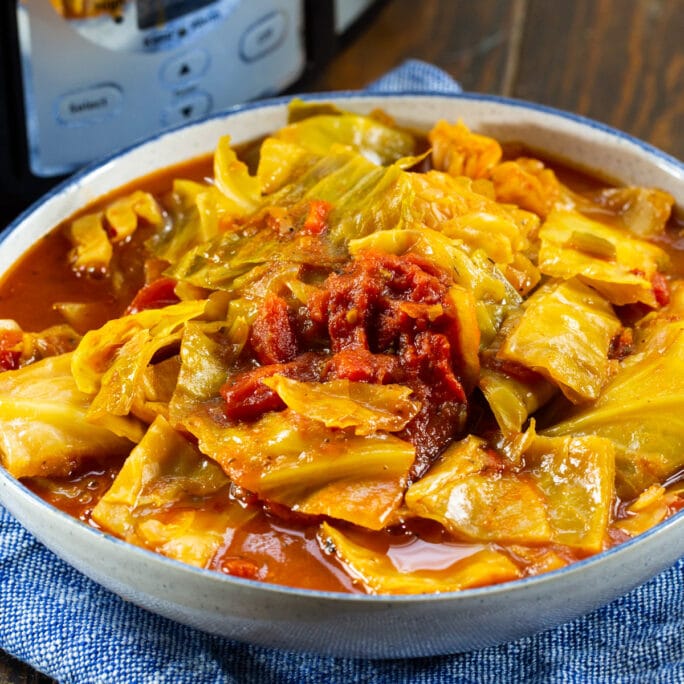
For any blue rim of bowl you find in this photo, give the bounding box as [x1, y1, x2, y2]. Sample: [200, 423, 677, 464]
[1, 89, 683, 606]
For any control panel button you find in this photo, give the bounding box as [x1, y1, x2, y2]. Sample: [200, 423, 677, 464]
[239, 10, 287, 63]
[162, 92, 212, 127]
[161, 49, 210, 86]
[56, 85, 123, 125]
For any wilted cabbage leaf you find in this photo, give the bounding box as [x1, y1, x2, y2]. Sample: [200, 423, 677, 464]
[538, 210, 669, 306]
[261, 375, 421, 435]
[169, 314, 250, 427]
[543, 322, 684, 500]
[490, 158, 569, 218]
[428, 119, 502, 179]
[405, 435, 552, 544]
[92, 415, 251, 568]
[0, 353, 133, 478]
[497, 278, 622, 402]
[405, 432, 615, 552]
[71, 300, 207, 396]
[68, 213, 112, 274]
[591, 186, 674, 237]
[479, 367, 557, 435]
[319, 522, 520, 594]
[524, 434, 615, 552]
[278, 102, 416, 165]
[187, 408, 415, 530]
[105, 190, 164, 243]
[214, 135, 261, 214]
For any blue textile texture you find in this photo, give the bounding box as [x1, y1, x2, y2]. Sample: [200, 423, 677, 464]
[1, 60, 683, 683]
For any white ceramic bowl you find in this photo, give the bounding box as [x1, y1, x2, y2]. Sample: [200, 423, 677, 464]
[1, 93, 683, 658]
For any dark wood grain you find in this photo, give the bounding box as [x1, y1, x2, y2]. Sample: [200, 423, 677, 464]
[309, 0, 522, 94]
[515, 0, 684, 159]
[2, 0, 683, 680]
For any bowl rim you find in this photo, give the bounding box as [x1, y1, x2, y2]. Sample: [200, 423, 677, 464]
[1, 89, 683, 605]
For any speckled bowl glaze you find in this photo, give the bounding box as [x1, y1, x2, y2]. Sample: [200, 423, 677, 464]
[1, 94, 683, 658]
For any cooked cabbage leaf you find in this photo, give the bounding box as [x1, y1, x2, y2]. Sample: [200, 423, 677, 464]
[0, 353, 133, 478]
[405, 435, 552, 544]
[543, 322, 684, 499]
[538, 210, 669, 306]
[405, 432, 615, 552]
[71, 300, 207, 396]
[169, 313, 250, 427]
[214, 135, 261, 214]
[68, 213, 112, 274]
[186, 408, 415, 530]
[105, 190, 164, 243]
[428, 119, 502, 179]
[92, 415, 251, 568]
[524, 434, 615, 552]
[261, 375, 421, 435]
[319, 522, 520, 594]
[497, 278, 622, 402]
[479, 367, 557, 435]
[591, 186, 674, 237]
[278, 102, 416, 165]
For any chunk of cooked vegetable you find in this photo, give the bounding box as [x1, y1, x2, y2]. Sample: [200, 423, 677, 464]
[543, 321, 684, 499]
[0, 354, 134, 478]
[538, 210, 669, 306]
[319, 522, 520, 594]
[92, 415, 251, 568]
[496, 278, 622, 403]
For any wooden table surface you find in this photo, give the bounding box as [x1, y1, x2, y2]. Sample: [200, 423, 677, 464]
[2, 0, 683, 681]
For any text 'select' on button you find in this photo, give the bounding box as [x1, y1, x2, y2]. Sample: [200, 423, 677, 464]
[57, 85, 123, 125]
[239, 11, 287, 63]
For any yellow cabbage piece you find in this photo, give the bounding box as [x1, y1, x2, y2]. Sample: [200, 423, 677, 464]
[105, 190, 164, 243]
[409, 170, 539, 244]
[169, 313, 250, 427]
[71, 300, 207, 396]
[257, 137, 319, 194]
[497, 278, 622, 402]
[405, 436, 552, 544]
[0, 353, 133, 478]
[277, 103, 416, 165]
[405, 432, 615, 552]
[148, 180, 243, 264]
[543, 322, 684, 500]
[490, 158, 569, 218]
[615, 484, 683, 537]
[131, 355, 180, 424]
[592, 186, 674, 237]
[479, 367, 557, 435]
[92, 416, 251, 568]
[261, 375, 421, 436]
[214, 135, 261, 214]
[319, 522, 520, 594]
[428, 119, 502, 179]
[186, 409, 415, 530]
[538, 210, 669, 306]
[524, 434, 615, 552]
[68, 213, 112, 274]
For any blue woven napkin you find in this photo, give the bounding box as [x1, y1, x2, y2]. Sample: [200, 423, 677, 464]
[2, 59, 684, 684]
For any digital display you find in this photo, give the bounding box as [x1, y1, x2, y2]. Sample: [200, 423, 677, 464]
[137, 0, 218, 29]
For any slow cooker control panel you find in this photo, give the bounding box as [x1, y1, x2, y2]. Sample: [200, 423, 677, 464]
[17, 0, 305, 177]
